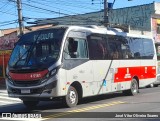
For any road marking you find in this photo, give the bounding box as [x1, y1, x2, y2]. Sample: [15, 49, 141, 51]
[0, 90, 7, 93]
[0, 100, 18, 105]
[42, 101, 125, 119]
[0, 101, 125, 121]
[0, 90, 21, 106]
[0, 90, 7, 95]
[0, 95, 21, 101]
[0, 93, 8, 96]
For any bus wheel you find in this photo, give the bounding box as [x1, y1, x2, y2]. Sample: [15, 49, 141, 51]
[123, 78, 139, 96]
[149, 83, 154, 88]
[23, 100, 39, 109]
[65, 86, 78, 108]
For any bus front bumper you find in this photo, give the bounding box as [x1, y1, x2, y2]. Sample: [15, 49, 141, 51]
[5, 77, 58, 99]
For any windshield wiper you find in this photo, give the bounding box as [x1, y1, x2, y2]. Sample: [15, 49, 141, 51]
[13, 32, 42, 67]
[13, 47, 31, 67]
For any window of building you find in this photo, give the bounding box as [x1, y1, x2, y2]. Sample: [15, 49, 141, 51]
[157, 24, 160, 34]
[155, 44, 160, 60]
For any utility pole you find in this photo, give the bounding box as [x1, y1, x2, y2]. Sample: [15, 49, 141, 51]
[17, 0, 23, 35]
[104, 0, 109, 26]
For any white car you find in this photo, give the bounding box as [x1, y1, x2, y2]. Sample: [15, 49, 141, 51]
[148, 74, 160, 87]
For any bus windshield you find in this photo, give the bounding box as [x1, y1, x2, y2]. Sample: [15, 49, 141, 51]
[9, 28, 66, 69]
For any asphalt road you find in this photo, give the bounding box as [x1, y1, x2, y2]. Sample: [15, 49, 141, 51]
[0, 86, 160, 121]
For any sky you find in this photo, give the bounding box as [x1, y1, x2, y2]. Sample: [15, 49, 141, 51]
[0, 0, 160, 29]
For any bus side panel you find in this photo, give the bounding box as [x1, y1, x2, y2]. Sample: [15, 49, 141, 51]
[110, 60, 119, 92]
[56, 68, 67, 96]
[117, 60, 156, 89]
[91, 60, 115, 95]
[64, 61, 94, 98]
[118, 60, 141, 90]
[139, 59, 156, 87]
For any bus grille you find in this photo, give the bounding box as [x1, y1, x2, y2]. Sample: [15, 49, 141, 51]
[13, 80, 41, 87]
[9, 88, 43, 95]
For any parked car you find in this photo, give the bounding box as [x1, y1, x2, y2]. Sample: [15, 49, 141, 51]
[147, 74, 160, 88]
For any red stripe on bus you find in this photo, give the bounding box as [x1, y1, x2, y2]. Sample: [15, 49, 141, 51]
[9, 69, 49, 81]
[114, 66, 156, 83]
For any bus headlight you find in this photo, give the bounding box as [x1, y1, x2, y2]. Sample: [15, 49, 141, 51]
[6, 74, 14, 85]
[46, 69, 57, 77]
[41, 69, 57, 83]
[50, 69, 57, 76]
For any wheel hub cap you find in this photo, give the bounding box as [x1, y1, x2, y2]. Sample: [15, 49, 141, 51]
[69, 90, 76, 104]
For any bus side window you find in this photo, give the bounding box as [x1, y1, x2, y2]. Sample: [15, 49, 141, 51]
[107, 35, 123, 60]
[109, 43, 119, 59]
[120, 37, 133, 59]
[64, 37, 88, 59]
[111, 49, 119, 59]
[68, 38, 78, 58]
[87, 34, 108, 60]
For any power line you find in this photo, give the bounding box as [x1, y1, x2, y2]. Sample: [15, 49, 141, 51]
[22, 2, 100, 23]
[0, 20, 17, 24]
[48, 0, 99, 10]
[23, 3, 70, 16]
[0, 1, 17, 17]
[9, 0, 68, 16]
[0, 21, 18, 27]
[3, 6, 17, 15]
[24, 0, 80, 15]
[0, 2, 9, 10]
[25, 0, 100, 13]
[5, 0, 102, 29]
[0, 9, 17, 16]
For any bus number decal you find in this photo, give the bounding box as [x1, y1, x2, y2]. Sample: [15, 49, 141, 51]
[124, 68, 131, 79]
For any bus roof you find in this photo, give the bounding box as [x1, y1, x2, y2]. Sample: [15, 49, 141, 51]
[25, 25, 153, 39]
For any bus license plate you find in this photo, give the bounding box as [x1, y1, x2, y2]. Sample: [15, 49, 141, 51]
[21, 89, 30, 94]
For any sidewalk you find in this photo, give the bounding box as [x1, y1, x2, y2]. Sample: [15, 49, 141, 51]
[0, 78, 6, 90]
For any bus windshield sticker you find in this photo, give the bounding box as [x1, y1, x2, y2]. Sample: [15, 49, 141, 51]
[34, 33, 54, 41]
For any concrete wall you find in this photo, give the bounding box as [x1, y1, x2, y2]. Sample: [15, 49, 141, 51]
[109, 3, 155, 32]
[0, 31, 3, 37]
[155, 2, 160, 14]
[36, 11, 104, 25]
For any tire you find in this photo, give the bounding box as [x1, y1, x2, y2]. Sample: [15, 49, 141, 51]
[123, 78, 139, 96]
[154, 84, 158, 87]
[23, 100, 39, 109]
[149, 83, 154, 88]
[65, 86, 78, 108]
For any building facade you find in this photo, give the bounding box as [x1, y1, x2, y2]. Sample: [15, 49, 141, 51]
[34, 2, 160, 43]
[109, 2, 160, 43]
